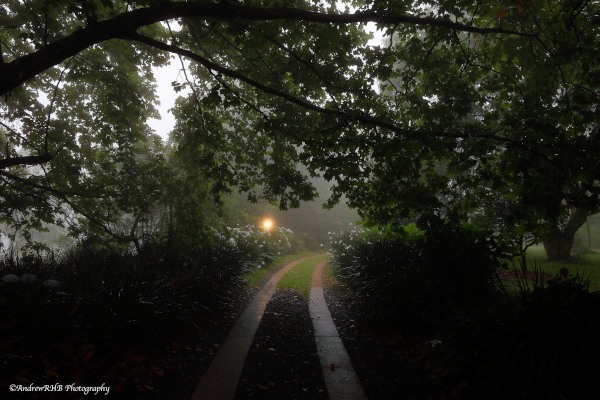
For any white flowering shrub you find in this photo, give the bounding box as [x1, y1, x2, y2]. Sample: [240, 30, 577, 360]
[214, 225, 295, 273]
[2, 273, 19, 283]
[327, 226, 366, 270]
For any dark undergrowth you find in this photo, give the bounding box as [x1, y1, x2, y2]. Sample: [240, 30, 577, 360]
[329, 221, 600, 400]
[0, 229, 296, 399]
[329, 221, 508, 333]
[435, 272, 600, 400]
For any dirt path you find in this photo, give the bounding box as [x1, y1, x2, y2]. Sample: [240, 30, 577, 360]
[190, 255, 322, 400]
[191, 255, 366, 400]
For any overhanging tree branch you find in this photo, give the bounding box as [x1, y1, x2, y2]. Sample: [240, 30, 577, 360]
[0, 169, 135, 243]
[0, 169, 109, 198]
[0, 2, 536, 96]
[126, 32, 352, 117]
[128, 32, 567, 177]
[0, 154, 52, 169]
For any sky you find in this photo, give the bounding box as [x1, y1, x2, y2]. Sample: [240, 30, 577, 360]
[147, 60, 182, 142]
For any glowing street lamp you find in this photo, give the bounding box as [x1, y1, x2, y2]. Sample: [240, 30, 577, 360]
[261, 218, 274, 231]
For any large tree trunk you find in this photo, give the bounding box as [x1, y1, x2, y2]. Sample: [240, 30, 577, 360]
[543, 231, 573, 261]
[543, 207, 589, 261]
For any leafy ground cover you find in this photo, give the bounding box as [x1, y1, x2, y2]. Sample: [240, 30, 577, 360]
[435, 282, 600, 400]
[0, 277, 231, 400]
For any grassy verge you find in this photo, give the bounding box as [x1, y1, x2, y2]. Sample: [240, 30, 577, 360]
[277, 254, 328, 298]
[243, 251, 322, 287]
[323, 262, 337, 283]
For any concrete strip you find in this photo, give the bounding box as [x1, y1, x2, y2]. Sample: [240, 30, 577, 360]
[310, 261, 368, 400]
[191, 256, 319, 400]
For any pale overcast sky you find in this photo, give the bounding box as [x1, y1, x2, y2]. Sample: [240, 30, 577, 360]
[147, 60, 181, 142]
[147, 23, 382, 142]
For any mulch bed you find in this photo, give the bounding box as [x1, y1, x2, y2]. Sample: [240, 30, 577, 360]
[499, 269, 555, 282]
[234, 288, 327, 400]
[323, 286, 436, 400]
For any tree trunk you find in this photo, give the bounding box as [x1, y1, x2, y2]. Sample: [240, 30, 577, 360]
[543, 207, 589, 261]
[586, 220, 592, 252]
[543, 231, 573, 261]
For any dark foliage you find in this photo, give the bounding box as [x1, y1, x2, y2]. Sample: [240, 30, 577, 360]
[437, 271, 600, 400]
[330, 223, 600, 399]
[0, 230, 281, 398]
[329, 221, 510, 332]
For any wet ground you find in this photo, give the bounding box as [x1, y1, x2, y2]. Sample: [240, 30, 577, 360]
[235, 289, 327, 400]
[196, 259, 434, 400]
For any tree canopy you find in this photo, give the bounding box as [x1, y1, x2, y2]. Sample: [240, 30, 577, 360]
[341, 0, 600, 260]
[1, 0, 598, 259]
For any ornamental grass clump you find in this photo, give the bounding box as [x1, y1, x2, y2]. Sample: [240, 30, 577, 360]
[329, 227, 427, 330]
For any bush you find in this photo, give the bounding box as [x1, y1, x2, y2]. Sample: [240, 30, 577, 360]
[329, 221, 510, 331]
[0, 223, 300, 396]
[437, 272, 600, 400]
[422, 220, 509, 312]
[0, 224, 298, 343]
[217, 225, 295, 271]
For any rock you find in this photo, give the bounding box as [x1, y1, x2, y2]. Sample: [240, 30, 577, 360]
[20, 273, 37, 283]
[2, 273, 19, 283]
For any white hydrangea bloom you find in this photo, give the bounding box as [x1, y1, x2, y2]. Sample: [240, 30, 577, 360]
[2, 274, 19, 283]
[43, 279, 61, 288]
[20, 273, 37, 283]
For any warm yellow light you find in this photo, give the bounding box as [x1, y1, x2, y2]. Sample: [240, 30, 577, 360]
[261, 218, 274, 231]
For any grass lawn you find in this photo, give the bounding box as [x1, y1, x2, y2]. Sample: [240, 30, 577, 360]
[277, 254, 328, 298]
[243, 251, 322, 287]
[511, 245, 600, 291]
